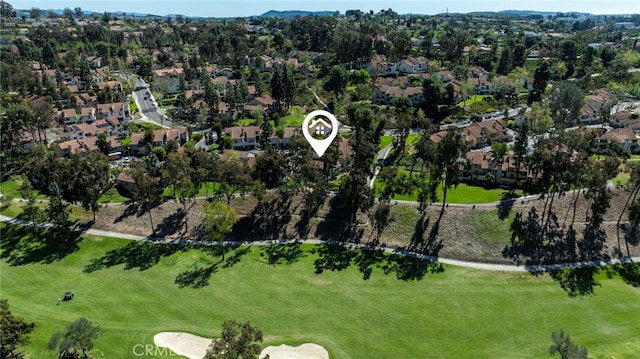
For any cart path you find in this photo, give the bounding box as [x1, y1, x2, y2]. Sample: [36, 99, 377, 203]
[2, 214, 637, 272]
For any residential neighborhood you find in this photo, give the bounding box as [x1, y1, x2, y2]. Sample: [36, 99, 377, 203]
[1, 2, 640, 359]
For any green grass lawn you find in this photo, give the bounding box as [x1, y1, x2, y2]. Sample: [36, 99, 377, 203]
[162, 182, 222, 199]
[374, 171, 521, 204]
[236, 118, 255, 126]
[0, 179, 23, 198]
[280, 106, 306, 128]
[406, 134, 420, 145]
[613, 171, 631, 186]
[458, 94, 490, 107]
[98, 186, 131, 204]
[2, 226, 639, 358]
[379, 135, 393, 150]
[1, 179, 47, 200]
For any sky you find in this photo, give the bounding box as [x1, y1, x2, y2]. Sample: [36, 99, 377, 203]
[8, 0, 640, 17]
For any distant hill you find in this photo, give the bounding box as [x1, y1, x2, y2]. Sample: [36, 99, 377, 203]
[15, 8, 635, 20]
[498, 10, 594, 17]
[259, 10, 336, 18]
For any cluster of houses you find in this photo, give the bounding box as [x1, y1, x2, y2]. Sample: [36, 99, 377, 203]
[463, 151, 529, 187]
[52, 121, 188, 159]
[430, 118, 512, 149]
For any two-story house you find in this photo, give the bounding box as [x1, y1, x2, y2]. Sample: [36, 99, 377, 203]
[96, 102, 131, 121]
[59, 108, 78, 125]
[396, 56, 428, 74]
[80, 107, 96, 123]
[152, 128, 188, 148]
[224, 126, 261, 150]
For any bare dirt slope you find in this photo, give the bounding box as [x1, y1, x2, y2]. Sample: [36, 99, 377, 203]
[87, 188, 640, 265]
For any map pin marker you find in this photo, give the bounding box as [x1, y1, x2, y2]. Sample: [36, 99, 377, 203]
[302, 110, 339, 158]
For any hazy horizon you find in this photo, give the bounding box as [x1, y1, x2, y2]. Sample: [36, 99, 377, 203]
[8, 0, 640, 18]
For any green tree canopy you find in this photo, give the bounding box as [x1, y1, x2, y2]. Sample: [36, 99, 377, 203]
[548, 82, 584, 127]
[549, 329, 588, 359]
[204, 320, 263, 359]
[48, 318, 103, 359]
[1, 299, 36, 359]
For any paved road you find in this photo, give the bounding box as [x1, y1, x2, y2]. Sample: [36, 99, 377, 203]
[131, 78, 171, 128]
[369, 144, 393, 188]
[2, 214, 636, 272]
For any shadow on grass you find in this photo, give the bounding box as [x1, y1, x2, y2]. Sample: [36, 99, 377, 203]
[174, 265, 218, 289]
[174, 246, 252, 289]
[546, 267, 601, 297]
[83, 241, 187, 273]
[1, 223, 82, 266]
[383, 253, 445, 281]
[611, 261, 640, 288]
[260, 243, 306, 265]
[311, 243, 445, 281]
[502, 205, 623, 296]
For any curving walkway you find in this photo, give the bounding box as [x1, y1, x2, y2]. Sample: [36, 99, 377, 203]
[1, 214, 637, 273]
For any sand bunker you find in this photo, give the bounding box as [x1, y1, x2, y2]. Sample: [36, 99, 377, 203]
[154, 332, 329, 359]
[154, 332, 212, 359]
[260, 343, 329, 359]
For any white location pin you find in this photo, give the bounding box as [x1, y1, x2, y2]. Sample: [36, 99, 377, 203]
[302, 110, 339, 158]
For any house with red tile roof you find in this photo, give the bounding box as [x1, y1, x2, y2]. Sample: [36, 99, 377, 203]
[579, 88, 617, 125]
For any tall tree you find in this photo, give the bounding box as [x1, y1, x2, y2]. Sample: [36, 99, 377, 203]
[388, 30, 412, 61]
[46, 193, 72, 235]
[422, 75, 446, 118]
[215, 152, 253, 205]
[253, 145, 287, 188]
[48, 318, 103, 359]
[0, 1, 16, 17]
[162, 151, 191, 198]
[325, 64, 349, 96]
[431, 127, 467, 216]
[558, 40, 578, 77]
[513, 121, 530, 188]
[530, 102, 553, 141]
[531, 60, 551, 101]
[203, 320, 263, 359]
[584, 156, 619, 227]
[30, 100, 54, 144]
[392, 96, 413, 158]
[496, 47, 513, 76]
[548, 82, 584, 127]
[340, 171, 374, 223]
[201, 201, 238, 260]
[1, 299, 36, 359]
[68, 151, 110, 221]
[130, 168, 163, 234]
[438, 25, 472, 65]
[1, 103, 33, 155]
[18, 176, 43, 226]
[271, 65, 296, 112]
[29, 7, 41, 20]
